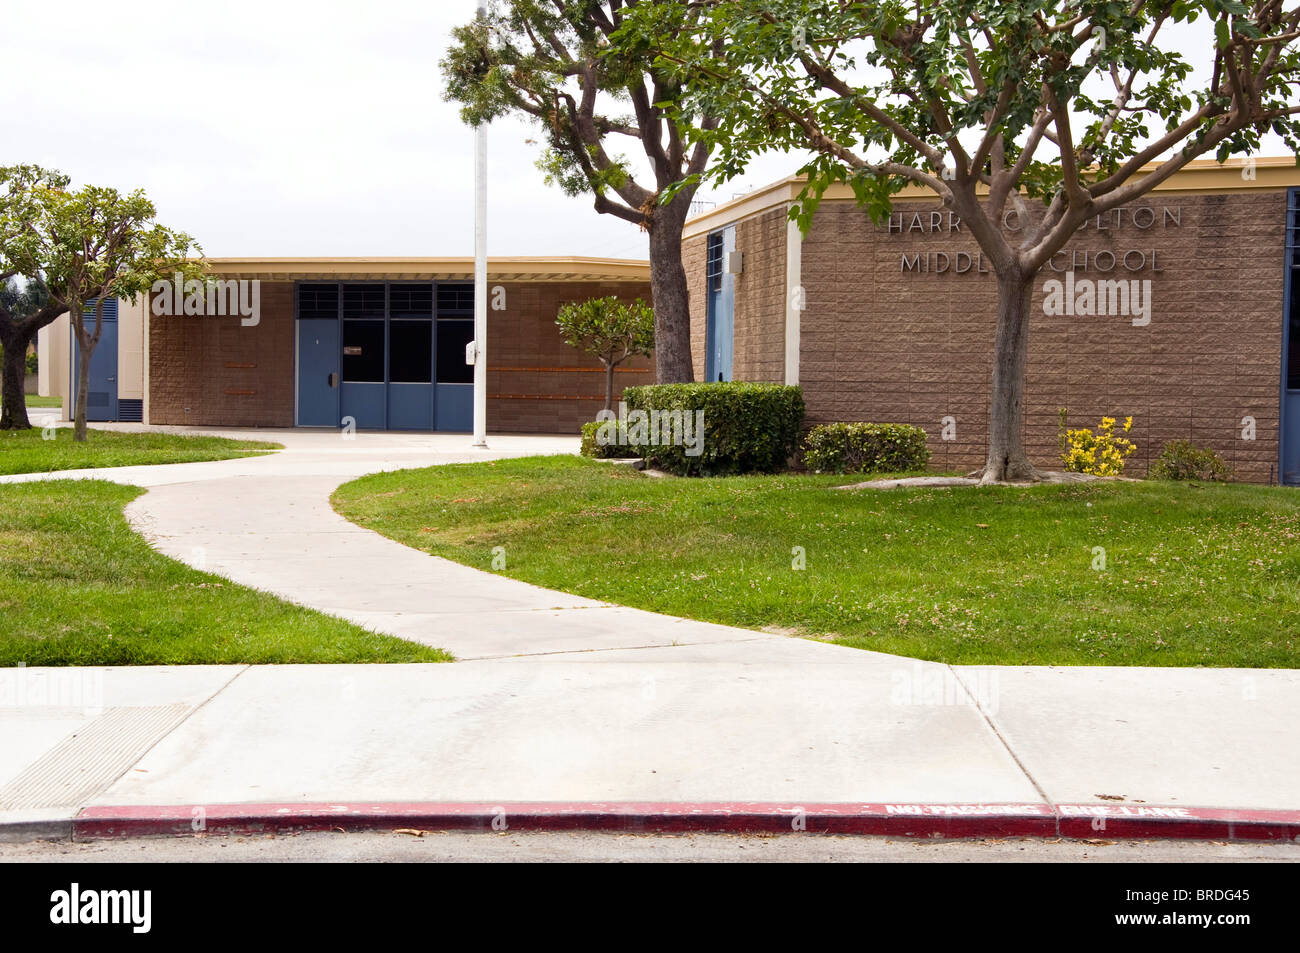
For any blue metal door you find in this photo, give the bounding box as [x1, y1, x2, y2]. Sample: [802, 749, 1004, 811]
[296, 281, 475, 432]
[1283, 188, 1300, 485]
[297, 319, 340, 427]
[72, 299, 118, 422]
[705, 227, 735, 382]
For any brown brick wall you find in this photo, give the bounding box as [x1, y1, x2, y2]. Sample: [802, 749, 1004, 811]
[684, 233, 708, 378]
[743, 190, 1285, 483]
[148, 278, 653, 433]
[488, 280, 654, 434]
[733, 209, 788, 382]
[795, 189, 1284, 478]
[148, 281, 295, 427]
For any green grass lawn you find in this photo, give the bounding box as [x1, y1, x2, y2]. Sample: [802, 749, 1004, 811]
[0, 427, 281, 476]
[0, 481, 450, 665]
[333, 456, 1300, 668]
[19, 395, 62, 409]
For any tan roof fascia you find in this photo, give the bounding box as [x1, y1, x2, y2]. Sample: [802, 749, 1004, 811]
[683, 156, 1300, 238]
[200, 256, 650, 283]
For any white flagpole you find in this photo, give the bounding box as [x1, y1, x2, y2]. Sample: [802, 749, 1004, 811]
[471, 1, 489, 448]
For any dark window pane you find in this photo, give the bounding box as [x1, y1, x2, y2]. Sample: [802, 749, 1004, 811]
[343, 320, 385, 382]
[706, 233, 724, 293]
[1289, 278, 1300, 389]
[343, 284, 386, 317]
[390, 284, 433, 318]
[437, 284, 474, 316]
[437, 320, 474, 384]
[390, 321, 433, 383]
[298, 283, 339, 319]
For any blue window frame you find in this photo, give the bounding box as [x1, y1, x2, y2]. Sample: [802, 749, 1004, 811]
[705, 227, 735, 382]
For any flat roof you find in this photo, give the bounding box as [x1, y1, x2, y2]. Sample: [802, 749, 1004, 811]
[204, 256, 650, 282]
[684, 156, 1300, 238]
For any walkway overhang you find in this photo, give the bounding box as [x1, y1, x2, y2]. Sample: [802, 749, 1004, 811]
[201, 256, 651, 283]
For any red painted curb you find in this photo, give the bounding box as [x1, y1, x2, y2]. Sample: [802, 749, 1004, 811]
[1056, 804, 1300, 841]
[70, 801, 1300, 841]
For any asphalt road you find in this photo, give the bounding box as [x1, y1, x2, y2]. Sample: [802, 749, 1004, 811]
[4, 832, 1299, 863]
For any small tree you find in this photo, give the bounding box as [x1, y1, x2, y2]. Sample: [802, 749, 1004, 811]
[442, 1, 717, 383]
[0, 165, 69, 430]
[556, 295, 655, 410]
[620, 0, 1300, 483]
[40, 184, 203, 442]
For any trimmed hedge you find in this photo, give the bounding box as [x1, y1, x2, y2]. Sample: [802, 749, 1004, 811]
[621, 382, 805, 476]
[579, 420, 643, 459]
[803, 422, 932, 475]
[1149, 440, 1233, 482]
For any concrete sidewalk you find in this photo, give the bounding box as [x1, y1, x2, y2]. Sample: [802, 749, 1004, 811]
[2, 428, 1298, 841]
[5, 652, 1298, 841]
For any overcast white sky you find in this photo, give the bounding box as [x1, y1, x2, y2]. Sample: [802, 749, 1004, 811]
[0, 0, 797, 261]
[1, 2, 1276, 261]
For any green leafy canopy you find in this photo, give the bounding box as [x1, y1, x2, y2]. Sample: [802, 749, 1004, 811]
[616, 0, 1300, 270]
[439, 1, 718, 227]
[556, 295, 655, 364]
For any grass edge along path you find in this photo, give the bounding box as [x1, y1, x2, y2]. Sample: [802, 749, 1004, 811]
[0, 427, 282, 476]
[1, 480, 451, 666]
[332, 455, 1300, 668]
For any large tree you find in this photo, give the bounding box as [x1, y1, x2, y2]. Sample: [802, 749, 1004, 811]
[441, 0, 718, 384]
[39, 184, 202, 441]
[0, 165, 70, 430]
[619, 0, 1300, 482]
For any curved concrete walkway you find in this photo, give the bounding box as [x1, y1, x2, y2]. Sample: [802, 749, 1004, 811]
[119, 432, 780, 660]
[2, 426, 1298, 839]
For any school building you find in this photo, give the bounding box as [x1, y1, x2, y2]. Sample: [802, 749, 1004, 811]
[684, 157, 1300, 484]
[36, 158, 1300, 484]
[38, 258, 652, 435]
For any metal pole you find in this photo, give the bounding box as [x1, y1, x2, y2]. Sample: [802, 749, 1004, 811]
[472, 1, 489, 448]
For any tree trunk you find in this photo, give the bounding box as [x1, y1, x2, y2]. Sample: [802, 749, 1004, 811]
[981, 267, 1042, 484]
[647, 196, 695, 384]
[0, 326, 32, 431]
[72, 305, 91, 443]
[604, 361, 615, 412]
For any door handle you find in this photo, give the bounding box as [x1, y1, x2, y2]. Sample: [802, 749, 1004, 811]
[107, 377, 116, 382]
[328, 372, 339, 388]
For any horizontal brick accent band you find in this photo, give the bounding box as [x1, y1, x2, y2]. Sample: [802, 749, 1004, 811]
[488, 366, 652, 374]
[490, 394, 607, 401]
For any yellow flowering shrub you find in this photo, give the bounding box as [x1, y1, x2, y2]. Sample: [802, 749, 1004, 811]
[1058, 411, 1136, 476]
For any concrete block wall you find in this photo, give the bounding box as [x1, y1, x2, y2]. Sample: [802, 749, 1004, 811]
[684, 189, 1289, 482]
[487, 280, 654, 434]
[796, 191, 1287, 482]
[148, 281, 296, 427]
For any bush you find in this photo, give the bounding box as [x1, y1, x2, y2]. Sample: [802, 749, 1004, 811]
[580, 420, 643, 459]
[25, 351, 37, 375]
[1149, 440, 1233, 482]
[1060, 412, 1137, 476]
[802, 422, 931, 474]
[620, 382, 805, 476]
